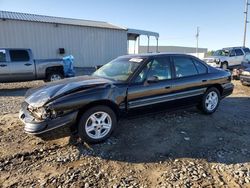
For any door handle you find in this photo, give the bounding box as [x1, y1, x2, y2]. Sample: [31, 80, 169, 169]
[24, 63, 32, 66]
[0, 64, 7, 67]
[202, 80, 207, 82]
[165, 86, 172, 89]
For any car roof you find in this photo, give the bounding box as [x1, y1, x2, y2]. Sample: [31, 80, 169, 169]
[0, 48, 31, 51]
[222, 46, 249, 50]
[119, 52, 197, 59]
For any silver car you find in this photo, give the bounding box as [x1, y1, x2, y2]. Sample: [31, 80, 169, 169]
[0, 48, 75, 82]
[203, 47, 250, 69]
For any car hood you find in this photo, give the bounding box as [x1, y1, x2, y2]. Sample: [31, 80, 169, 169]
[25, 75, 113, 108]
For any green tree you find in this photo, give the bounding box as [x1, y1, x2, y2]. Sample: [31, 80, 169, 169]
[206, 50, 215, 57]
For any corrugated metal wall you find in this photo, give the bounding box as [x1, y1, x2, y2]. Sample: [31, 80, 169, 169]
[0, 20, 127, 67]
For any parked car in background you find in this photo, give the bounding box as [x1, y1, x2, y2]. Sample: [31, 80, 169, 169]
[203, 47, 250, 69]
[0, 48, 75, 83]
[232, 53, 250, 85]
[19, 53, 234, 143]
[240, 68, 250, 85]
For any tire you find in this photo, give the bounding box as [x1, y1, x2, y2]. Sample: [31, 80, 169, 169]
[221, 62, 228, 70]
[198, 87, 220, 114]
[77, 105, 117, 144]
[232, 75, 239, 80]
[241, 81, 250, 86]
[46, 72, 64, 82]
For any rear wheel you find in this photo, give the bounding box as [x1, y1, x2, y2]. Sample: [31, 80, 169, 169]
[46, 72, 64, 82]
[241, 81, 250, 86]
[78, 106, 117, 143]
[198, 87, 220, 114]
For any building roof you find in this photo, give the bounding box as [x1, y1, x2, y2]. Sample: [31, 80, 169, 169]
[139, 45, 207, 53]
[127, 28, 159, 40]
[0, 10, 126, 30]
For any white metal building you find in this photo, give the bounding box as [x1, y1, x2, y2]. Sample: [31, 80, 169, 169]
[0, 11, 159, 67]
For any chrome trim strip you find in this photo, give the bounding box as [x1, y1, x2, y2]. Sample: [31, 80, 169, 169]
[129, 88, 206, 108]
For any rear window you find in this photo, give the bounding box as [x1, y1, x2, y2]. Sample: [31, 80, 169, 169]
[0, 50, 6, 62]
[9, 50, 30, 62]
[243, 48, 250, 53]
[193, 59, 207, 74]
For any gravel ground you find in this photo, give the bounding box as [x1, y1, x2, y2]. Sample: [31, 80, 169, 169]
[0, 80, 250, 187]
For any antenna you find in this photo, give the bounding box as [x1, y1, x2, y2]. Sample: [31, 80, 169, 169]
[243, 0, 249, 47]
[196, 27, 200, 57]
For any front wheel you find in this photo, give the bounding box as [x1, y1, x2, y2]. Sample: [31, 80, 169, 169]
[77, 106, 117, 143]
[198, 88, 220, 114]
[221, 62, 228, 70]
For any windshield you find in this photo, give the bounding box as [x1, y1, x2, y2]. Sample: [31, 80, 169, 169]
[92, 57, 145, 81]
[213, 50, 228, 56]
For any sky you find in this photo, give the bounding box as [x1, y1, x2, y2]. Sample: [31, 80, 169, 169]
[0, 0, 248, 50]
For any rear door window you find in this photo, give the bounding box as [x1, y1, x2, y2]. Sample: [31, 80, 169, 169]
[173, 56, 198, 78]
[0, 50, 6, 62]
[9, 50, 30, 62]
[235, 49, 244, 56]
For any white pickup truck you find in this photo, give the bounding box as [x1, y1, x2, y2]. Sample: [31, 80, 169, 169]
[203, 47, 250, 69]
[0, 48, 75, 83]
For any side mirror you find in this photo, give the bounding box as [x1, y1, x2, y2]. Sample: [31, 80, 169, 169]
[95, 65, 103, 70]
[146, 76, 159, 83]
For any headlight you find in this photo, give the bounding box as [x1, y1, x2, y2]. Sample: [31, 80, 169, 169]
[214, 58, 220, 64]
[204, 59, 211, 63]
[28, 105, 50, 120]
[241, 71, 250, 76]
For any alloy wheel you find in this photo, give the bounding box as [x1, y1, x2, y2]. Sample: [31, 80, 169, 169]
[50, 74, 62, 81]
[205, 91, 218, 111]
[85, 111, 112, 139]
[222, 63, 227, 70]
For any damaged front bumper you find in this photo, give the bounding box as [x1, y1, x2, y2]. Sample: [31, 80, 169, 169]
[19, 103, 78, 135]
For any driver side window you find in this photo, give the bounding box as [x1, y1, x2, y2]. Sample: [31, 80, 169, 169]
[229, 50, 236, 57]
[135, 57, 172, 83]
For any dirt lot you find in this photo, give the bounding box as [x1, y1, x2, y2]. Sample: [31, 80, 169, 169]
[0, 80, 250, 188]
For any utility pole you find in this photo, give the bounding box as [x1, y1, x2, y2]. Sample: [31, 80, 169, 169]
[243, 0, 249, 47]
[196, 27, 200, 57]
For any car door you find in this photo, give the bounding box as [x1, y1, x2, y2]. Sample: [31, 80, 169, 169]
[169, 55, 209, 105]
[127, 56, 176, 113]
[0, 49, 11, 82]
[9, 49, 35, 81]
[228, 49, 238, 66]
[235, 48, 245, 65]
